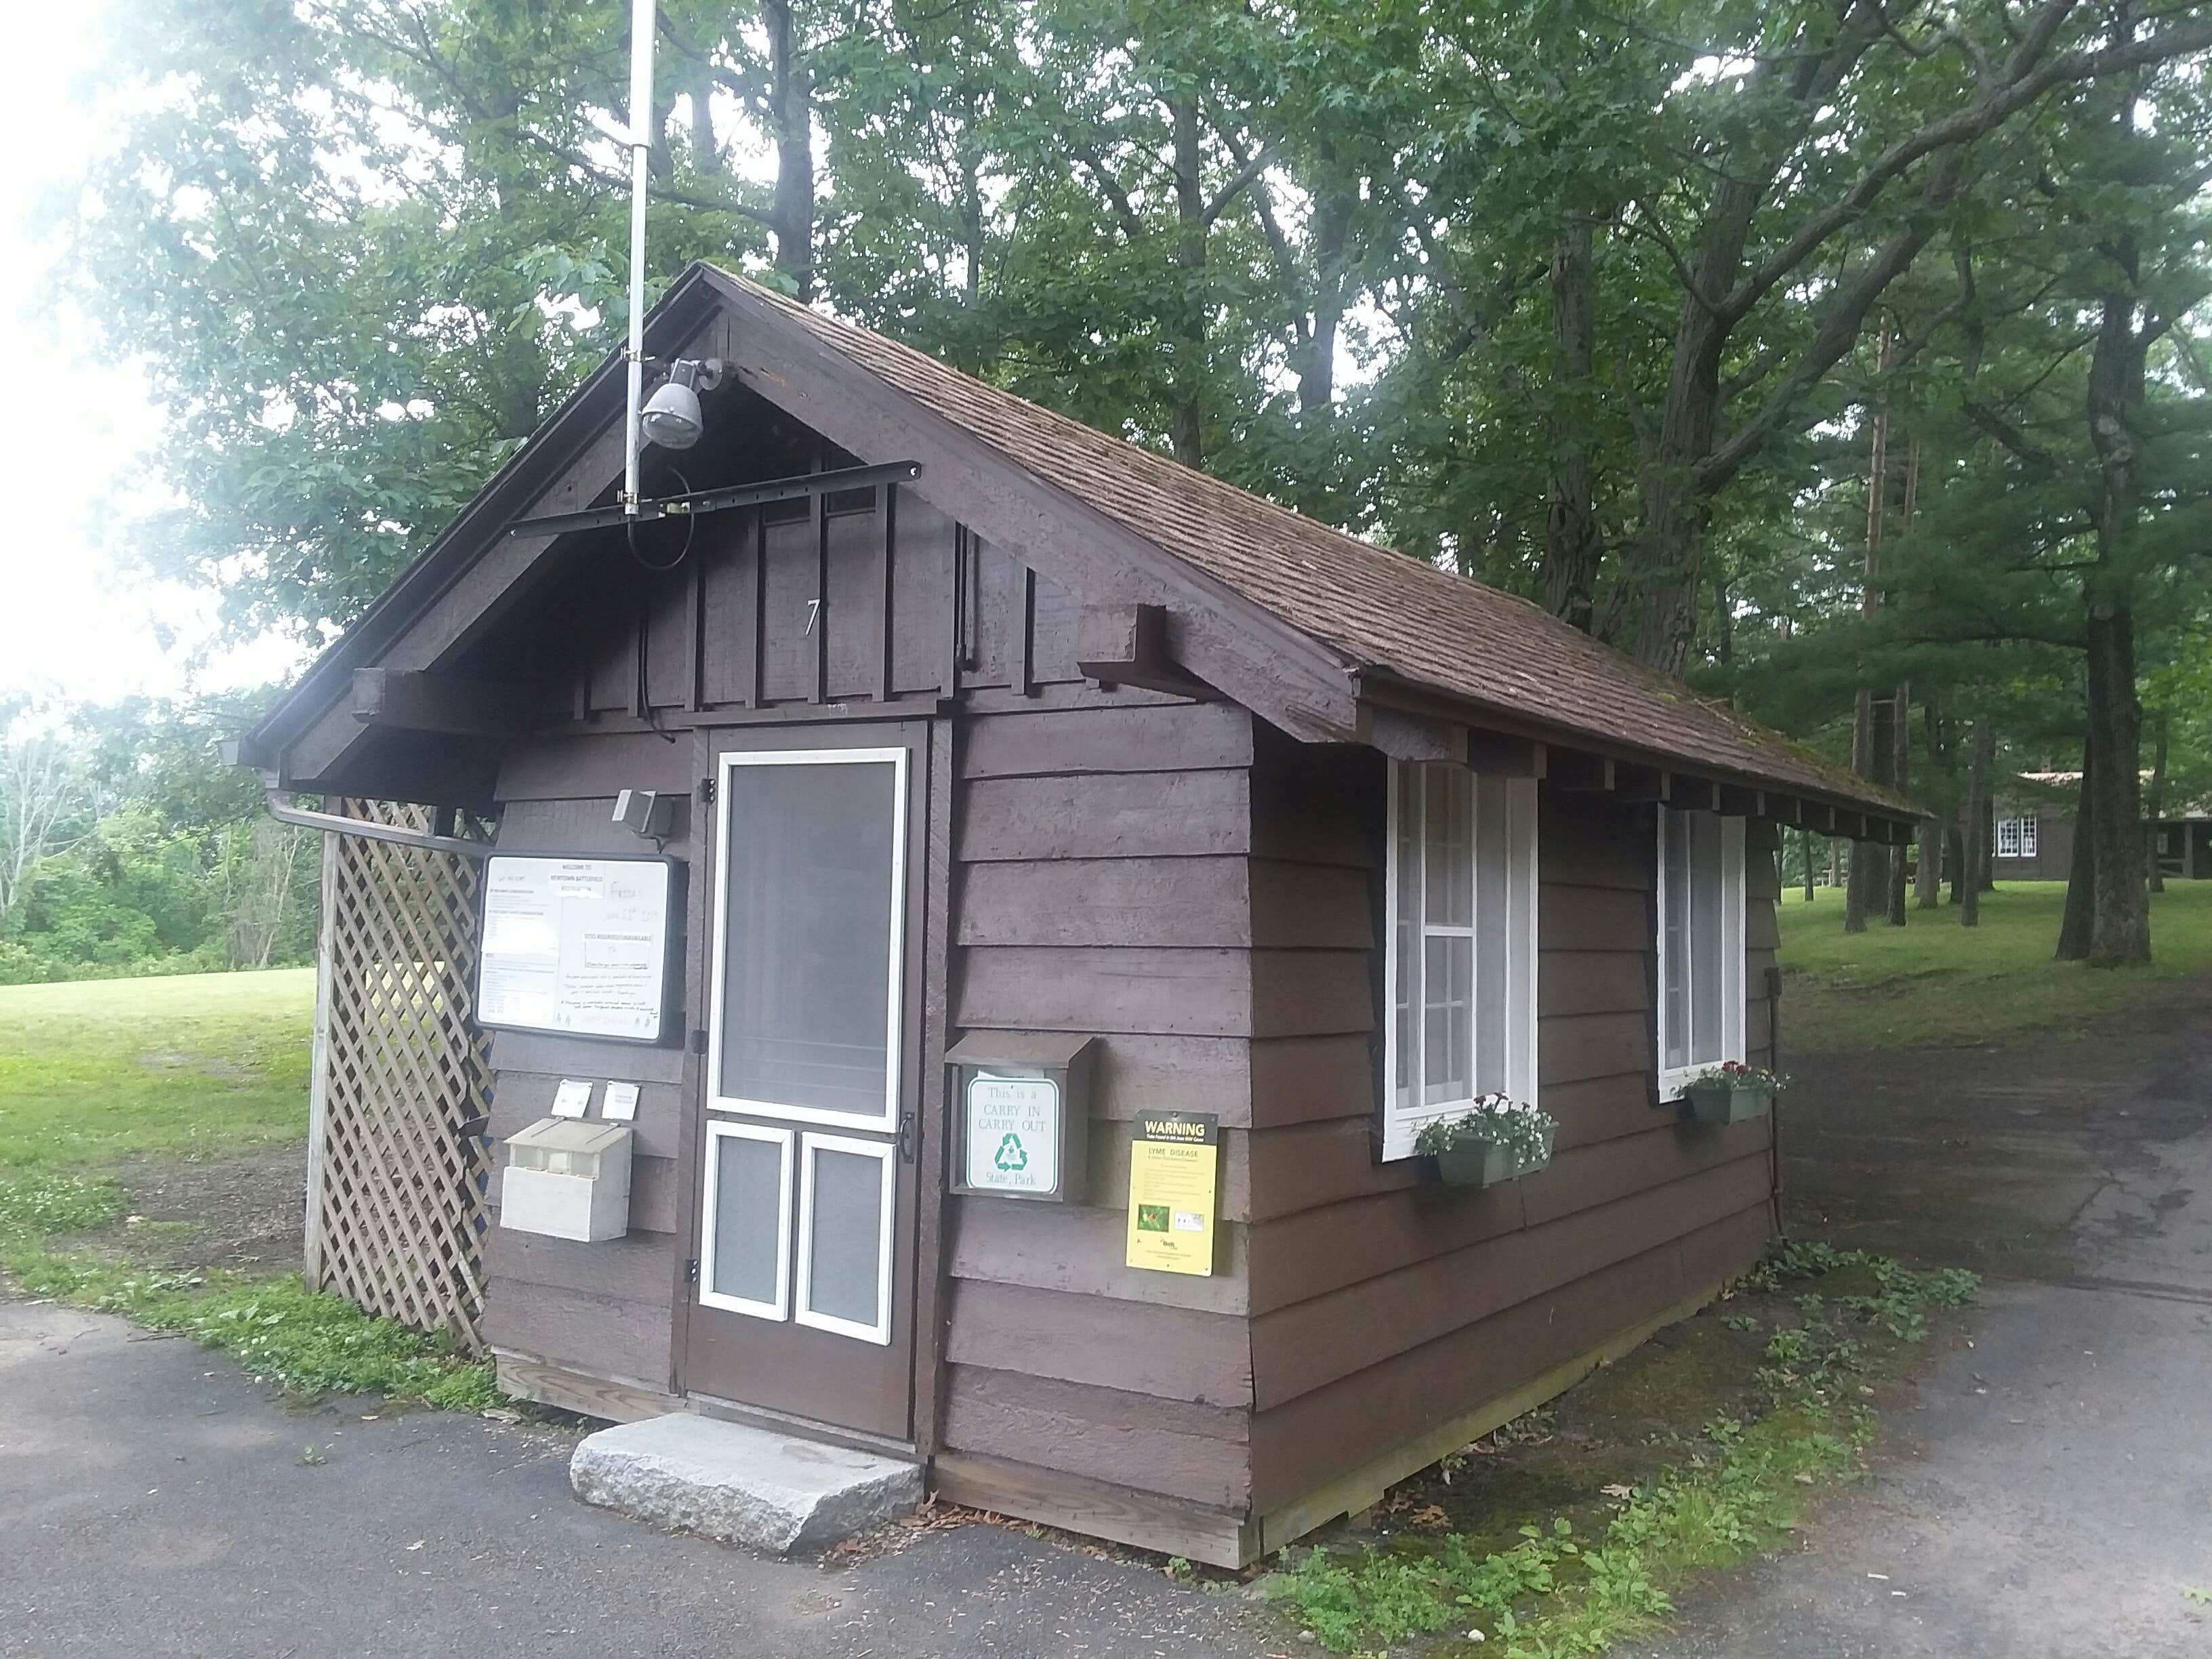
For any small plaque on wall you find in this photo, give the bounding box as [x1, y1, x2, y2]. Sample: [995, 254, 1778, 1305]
[1124, 1112, 1219, 1277]
[946, 1032, 1092, 1203]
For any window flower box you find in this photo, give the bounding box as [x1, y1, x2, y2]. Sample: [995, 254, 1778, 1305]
[1681, 1062, 1786, 1125]
[1412, 1095, 1557, 1189]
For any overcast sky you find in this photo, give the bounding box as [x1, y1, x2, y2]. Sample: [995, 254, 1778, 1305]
[0, 3, 304, 708]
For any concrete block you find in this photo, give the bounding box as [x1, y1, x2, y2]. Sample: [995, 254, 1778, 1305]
[571, 1413, 922, 1555]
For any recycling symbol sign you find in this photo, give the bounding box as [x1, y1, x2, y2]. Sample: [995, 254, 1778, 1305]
[964, 1073, 1059, 1193]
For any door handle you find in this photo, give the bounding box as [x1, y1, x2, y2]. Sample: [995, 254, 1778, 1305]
[896, 1109, 918, 1164]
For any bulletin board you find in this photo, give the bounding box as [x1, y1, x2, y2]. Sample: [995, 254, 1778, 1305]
[475, 854, 682, 1044]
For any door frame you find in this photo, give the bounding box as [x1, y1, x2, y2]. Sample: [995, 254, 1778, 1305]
[668, 713, 950, 1450]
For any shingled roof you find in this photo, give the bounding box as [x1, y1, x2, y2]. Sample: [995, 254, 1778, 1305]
[706, 268, 1905, 821]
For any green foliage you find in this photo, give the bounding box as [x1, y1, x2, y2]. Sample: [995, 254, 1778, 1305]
[0, 968, 311, 1172]
[0, 1170, 128, 1235]
[1281, 1241, 1978, 1655]
[1779, 882, 2212, 1050]
[0, 694, 316, 986]
[0, 968, 501, 1412]
[3, 1250, 501, 1409]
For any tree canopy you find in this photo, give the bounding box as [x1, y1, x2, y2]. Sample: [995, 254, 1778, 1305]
[55, 0, 2212, 969]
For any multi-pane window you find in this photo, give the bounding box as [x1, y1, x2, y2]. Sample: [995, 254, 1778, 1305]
[1656, 808, 1746, 1100]
[1995, 816, 2036, 859]
[1382, 762, 1538, 1160]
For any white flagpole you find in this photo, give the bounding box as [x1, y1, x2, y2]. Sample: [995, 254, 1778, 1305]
[624, 0, 656, 517]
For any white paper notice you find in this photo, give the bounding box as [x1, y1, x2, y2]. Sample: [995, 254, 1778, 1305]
[551, 1078, 593, 1118]
[602, 1082, 640, 1122]
[477, 856, 673, 1041]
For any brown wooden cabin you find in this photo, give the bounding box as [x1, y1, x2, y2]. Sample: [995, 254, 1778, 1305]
[1999, 774, 2210, 883]
[241, 264, 1917, 1566]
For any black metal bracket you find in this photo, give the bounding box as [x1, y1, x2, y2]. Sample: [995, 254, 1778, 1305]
[506, 459, 922, 539]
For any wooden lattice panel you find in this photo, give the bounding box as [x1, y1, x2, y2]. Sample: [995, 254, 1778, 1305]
[307, 801, 493, 1348]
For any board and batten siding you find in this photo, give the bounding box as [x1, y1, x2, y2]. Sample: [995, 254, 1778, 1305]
[1237, 737, 1782, 1522]
[476, 474, 1094, 1411]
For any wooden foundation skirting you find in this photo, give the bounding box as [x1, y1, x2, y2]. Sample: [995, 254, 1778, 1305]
[1252, 1273, 1731, 1558]
[928, 1450, 1260, 1569]
[501, 1275, 1727, 1571]
[493, 1350, 679, 1425]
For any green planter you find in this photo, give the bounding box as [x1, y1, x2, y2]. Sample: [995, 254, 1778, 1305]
[1684, 1082, 1772, 1125]
[1431, 1125, 1555, 1189]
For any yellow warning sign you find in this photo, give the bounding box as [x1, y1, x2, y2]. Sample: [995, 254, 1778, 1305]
[1125, 1112, 1219, 1276]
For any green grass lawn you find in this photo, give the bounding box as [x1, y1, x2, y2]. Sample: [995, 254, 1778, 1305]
[0, 968, 313, 1171]
[1778, 879, 2212, 1052]
[0, 966, 499, 1411]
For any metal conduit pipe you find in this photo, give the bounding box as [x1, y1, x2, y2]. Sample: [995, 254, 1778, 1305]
[263, 792, 495, 860]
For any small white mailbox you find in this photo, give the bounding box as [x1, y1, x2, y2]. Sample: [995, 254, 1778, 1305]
[500, 1118, 634, 1242]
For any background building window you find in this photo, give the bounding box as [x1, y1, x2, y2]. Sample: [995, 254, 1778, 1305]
[1382, 762, 1538, 1161]
[1995, 816, 2036, 859]
[1656, 808, 1746, 1100]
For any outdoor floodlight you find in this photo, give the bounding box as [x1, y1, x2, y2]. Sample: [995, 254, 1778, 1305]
[639, 357, 725, 450]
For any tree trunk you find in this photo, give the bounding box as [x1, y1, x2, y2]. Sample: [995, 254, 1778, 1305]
[1888, 441, 1919, 924]
[1544, 218, 1602, 632]
[2057, 746, 2097, 958]
[1946, 824, 1966, 903]
[1803, 830, 1817, 901]
[1845, 691, 1879, 933]
[2146, 710, 2169, 894]
[1845, 348, 1893, 935]
[1297, 152, 1352, 415]
[2066, 9, 2152, 966]
[689, 56, 717, 164]
[1915, 816, 1942, 909]
[1918, 695, 1951, 908]
[1961, 718, 1994, 928]
[1167, 93, 1206, 467]
[1887, 684, 1910, 926]
[764, 0, 815, 300]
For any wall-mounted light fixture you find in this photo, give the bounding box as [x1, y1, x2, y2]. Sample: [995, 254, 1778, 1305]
[613, 788, 678, 851]
[639, 358, 725, 451]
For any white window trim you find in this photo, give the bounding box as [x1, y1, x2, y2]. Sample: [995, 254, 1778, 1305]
[1380, 763, 1540, 1162]
[1655, 810, 1747, 1102]
[704, 747, 909, 1132]
[1995, 816, 2034, 859]
[697, 1120, 793, 1321]
[793, 1131, 897, 1345]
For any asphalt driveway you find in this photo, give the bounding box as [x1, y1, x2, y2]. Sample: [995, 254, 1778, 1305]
[1628, 981, 2212, 1659]
[0, 1303, 1279, 1658]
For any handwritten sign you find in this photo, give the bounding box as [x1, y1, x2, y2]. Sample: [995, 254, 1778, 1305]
[478, 856, 675, 1043]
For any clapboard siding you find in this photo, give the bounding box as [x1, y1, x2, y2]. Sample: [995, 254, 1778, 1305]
[945, 1280, 1252, 1406]
[480, 1278, 673, 1391]
[959, 769, 1253, 861]
[950, 1198, 1251, 1313]
[958, 945, 1371, 1038]
[1229, 754, 1778, 1517]
[957, 857, 1371, 949]
[939, 1366, 1252, 1509]
[1246, 1201, 1773, 1509]
[962, 701, 1256, 779]
[1248, 1155, 1773, 1410]
[484, 1227, 676, 1305]
[938, 695, 1266, 1492]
